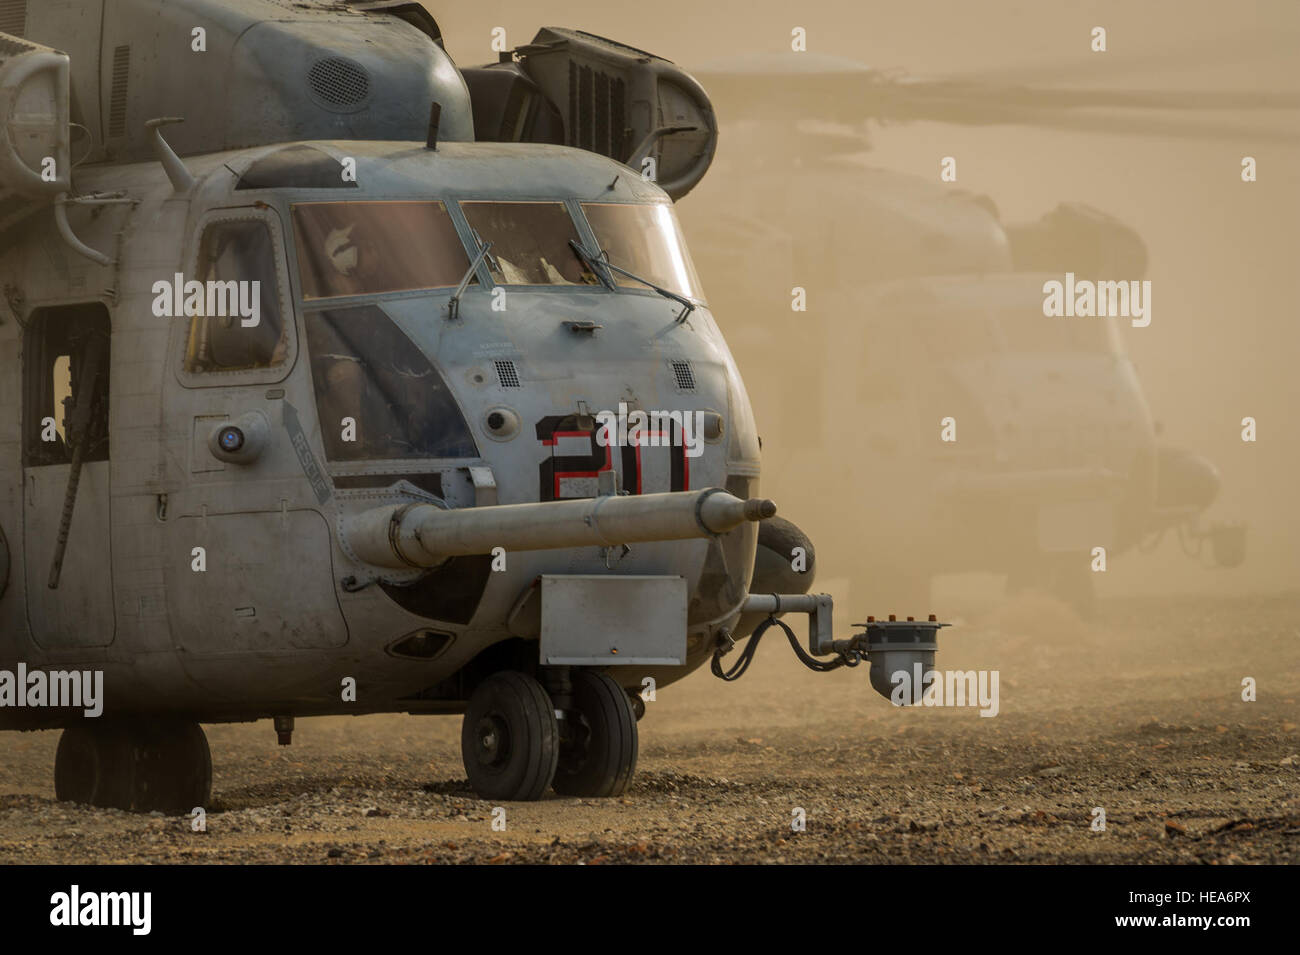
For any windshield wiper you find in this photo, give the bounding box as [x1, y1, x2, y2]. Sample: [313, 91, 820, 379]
[446, 239, 493, 320]
[569, 240, 696, 323]
[471, 228, 501, 274]
[567, 239, 615, 291]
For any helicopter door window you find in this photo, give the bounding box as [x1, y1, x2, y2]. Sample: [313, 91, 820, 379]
[23, 306, 111, 468]
[580, 202, 704, 301]
[459, 201, 598, 286]
[184, 219, 289, 374]
[292, 201, 470, 300]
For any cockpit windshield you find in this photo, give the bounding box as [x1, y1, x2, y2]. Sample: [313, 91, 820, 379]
[292, 201, 470, 300]
[290, 198, 705, 304]
[581, 202, 704, 301]
[461, 201, 599, 286]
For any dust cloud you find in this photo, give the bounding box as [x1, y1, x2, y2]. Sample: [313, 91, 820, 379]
[431, 1, 1299, 612]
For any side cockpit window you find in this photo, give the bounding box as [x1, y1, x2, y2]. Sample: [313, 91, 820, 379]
[184, 220, 289, 373]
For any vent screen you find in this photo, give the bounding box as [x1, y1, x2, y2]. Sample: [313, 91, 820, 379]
[494, 359, 521, 388]
[567, 62, 626, 160]
[107, 45, 130, 137]
[671, 359, 696, 391]
[307, 57, 371, 109]
[0, 0, 26, 36]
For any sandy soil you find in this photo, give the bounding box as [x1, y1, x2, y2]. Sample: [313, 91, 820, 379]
[1, 591, 1296, 864]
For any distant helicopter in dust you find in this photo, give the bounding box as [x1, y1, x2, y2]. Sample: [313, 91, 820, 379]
[678, 51, 1285, 613]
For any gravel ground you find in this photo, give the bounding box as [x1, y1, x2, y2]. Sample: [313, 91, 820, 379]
[1, 591, 1296, 864]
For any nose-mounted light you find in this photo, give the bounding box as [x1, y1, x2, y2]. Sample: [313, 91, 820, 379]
[482, 406, 521, 440]
[208, 411, 271, 464]
[861, 616, 945, 704]
[217, 426, 245, 453]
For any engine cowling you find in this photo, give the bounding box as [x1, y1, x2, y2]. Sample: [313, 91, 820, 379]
[464, 28, 718, 200]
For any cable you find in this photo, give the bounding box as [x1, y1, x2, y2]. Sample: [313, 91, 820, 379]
[711, 615, 860, 682]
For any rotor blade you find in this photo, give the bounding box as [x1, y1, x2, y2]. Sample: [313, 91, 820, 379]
[694, 54, 1300, 143]
[888, 104, 1300, 145]
[942, 29, 1300, 87]
[881, 79, 1300, 113]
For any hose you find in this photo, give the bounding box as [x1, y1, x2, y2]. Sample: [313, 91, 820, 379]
[711, 615, 861, 682]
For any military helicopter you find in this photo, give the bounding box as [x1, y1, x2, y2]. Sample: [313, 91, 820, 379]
[679, 52, 1277, 613]
[0, 0, 946, 812]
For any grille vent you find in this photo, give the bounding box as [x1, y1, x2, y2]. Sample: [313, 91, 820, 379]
[307, 57, 371, 109]
[107, 46, 130, 137]
[494, 360, 521, 388]
[0, 0, 26, 35]
[670, 359, 696, 391]
[568, 62, 626, 160]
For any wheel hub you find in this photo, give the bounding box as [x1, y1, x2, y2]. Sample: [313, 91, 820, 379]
[476, 713, 511, 767]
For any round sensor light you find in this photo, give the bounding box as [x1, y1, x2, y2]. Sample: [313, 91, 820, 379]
[218, 427, 245, 452]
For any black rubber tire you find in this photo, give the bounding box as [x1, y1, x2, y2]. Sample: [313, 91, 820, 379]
[553, 671, 639, 798]
[54, 723, 134, 809]
[132, 722, 212, 815]
[461, 671, 558, 801]
[56, 721, 211, 813]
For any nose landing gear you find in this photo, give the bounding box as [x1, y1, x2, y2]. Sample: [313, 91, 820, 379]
[460, 668, 640, 801]
[460, 671, 559, 802]
[553, 670, 638, 798]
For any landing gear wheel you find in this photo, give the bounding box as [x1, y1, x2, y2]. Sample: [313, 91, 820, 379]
[55, 723, 133, 809]
[553, 671, 639, 798]
[461, 671, 558, 801]
[133, 722, 212, 814]
[55, 720, 212, 813]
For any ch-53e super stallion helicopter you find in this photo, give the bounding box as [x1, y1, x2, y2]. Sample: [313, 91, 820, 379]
[0, 0, 946, 812]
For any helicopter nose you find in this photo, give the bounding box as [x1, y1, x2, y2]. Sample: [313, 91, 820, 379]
[1154, 447, 1221, 510]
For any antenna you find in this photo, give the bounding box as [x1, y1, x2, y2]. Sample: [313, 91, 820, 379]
[145, 117, 195, 193]
[426, 102, 441, 150]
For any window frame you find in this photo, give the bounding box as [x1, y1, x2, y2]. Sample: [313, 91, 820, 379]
[174, 207, 297, 390]
[576, 199, 707, 306]
[457, 198, 602, 291]
[289, 198, 478, 304]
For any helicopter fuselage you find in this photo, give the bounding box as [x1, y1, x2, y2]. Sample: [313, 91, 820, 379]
[0, 139, 763, 729]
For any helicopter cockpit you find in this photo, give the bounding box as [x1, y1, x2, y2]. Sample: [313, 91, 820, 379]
[289, 196, 704, 302]
[281, 190, 713, 468]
